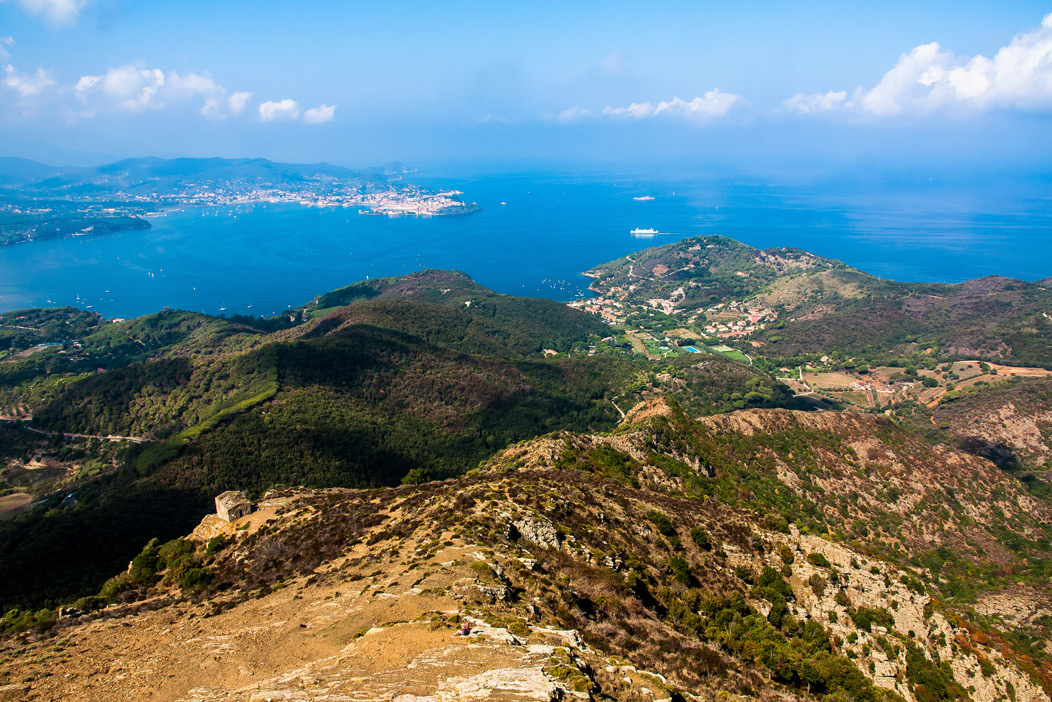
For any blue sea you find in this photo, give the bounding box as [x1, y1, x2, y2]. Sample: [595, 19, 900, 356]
[1, 169, 1050, 318]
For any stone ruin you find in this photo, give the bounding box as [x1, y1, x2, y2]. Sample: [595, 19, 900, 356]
[215, 490, 252, 522]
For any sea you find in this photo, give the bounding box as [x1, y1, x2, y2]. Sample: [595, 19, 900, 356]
[1, 169, 1050, 319]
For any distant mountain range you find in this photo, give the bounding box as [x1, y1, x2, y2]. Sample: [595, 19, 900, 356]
[0, 156, 402, 196]
[0, 156, 453, 246]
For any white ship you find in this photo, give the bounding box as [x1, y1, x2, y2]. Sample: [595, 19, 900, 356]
[630, 227, 659, 237]
[633, 195, 655, 201]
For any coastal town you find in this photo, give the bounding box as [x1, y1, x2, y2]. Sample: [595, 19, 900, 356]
[0, 159, 480, 246]
[162, 182, 478, 216]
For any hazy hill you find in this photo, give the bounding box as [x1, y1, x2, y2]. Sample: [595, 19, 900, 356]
[0, 157, 64, 186]
[14, 156, 388, 196]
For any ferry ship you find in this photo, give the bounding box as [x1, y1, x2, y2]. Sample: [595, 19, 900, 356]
[630, 227, 659, 237]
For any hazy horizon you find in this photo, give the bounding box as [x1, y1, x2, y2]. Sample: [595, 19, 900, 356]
[2, 2, 1052, 175]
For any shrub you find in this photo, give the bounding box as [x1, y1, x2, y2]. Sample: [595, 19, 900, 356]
[401, 467, 433, 485]
[669, 555, 692, 586]
[180, 567, 211, 590]
[469, 561, 495, 581]
[807, 552, 831, 568]
[205, 535, 230, 555]
[647, 510, 675, 537]
[848, 606, 894, 633]
[778, 544, 795, 566]
[765, 513, 790, 533]
[808, 574, 827, 597]
[690, 527, 711, 551]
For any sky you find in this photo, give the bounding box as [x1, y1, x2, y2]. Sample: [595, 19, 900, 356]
[2, 0, 1052, 173]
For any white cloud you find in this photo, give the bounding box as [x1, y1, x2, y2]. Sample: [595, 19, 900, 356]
[794, 12, 1052, 117]
[0, 39, 331, 125]
[227, 91, 252, 114]
[783, 90, 847, 114]
[259, 98, 299, 122]
[77, 65, 165, 111]
[556, 105, 594, 123]
[1, 37, 56, 102]
[601, 101, 654, 119]
[302, 103, 336, 124]
[596, 89, 743, 122]
[17, 0, 88, 24]
[73, 65, 252, 119]
[3, 63, 55, 96]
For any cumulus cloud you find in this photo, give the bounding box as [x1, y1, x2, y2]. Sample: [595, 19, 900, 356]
[259, 98, 299, 122]
[227, 91, 252, 114]
[0, 39, 332, 126]
[73, 64, 252, 118]
[1, 36, 56, 102]
[302, 103, 336, 124]
[793, 12, 1052, 117]
[4, 63, 56, 96]
[597, 90, 743, 122]
[17, 0, 89, 24]
[783, 90, 847, 114]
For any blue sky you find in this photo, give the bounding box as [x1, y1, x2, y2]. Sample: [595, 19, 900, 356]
[2, 0, 1052, 172]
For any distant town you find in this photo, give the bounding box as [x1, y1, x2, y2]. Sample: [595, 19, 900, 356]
[0, 157, 479, 246]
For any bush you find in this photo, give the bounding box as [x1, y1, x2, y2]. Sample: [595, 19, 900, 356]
[690, 526, 712, 551]
[205, 535, 230, 555]
[647, 510, 675, 537]
[807, 552, 831, 568]
[848, 605, 894, 633]
[469, 561, 495, 581]
[669, 555, 692, 586]
[765, 513, 790, 533]
[401, 467, 433, 485]
[808, 574, 827, 597]
[756, 566, 794, 601]
[778, 544, 795, 565]
[180, 567, 211, 590]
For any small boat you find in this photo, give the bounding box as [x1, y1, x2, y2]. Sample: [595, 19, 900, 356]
[633, 196, 655, 201]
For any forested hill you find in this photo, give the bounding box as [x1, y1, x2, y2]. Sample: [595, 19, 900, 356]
[0, 272, 644, 610]
[586, 234, 1052, 367]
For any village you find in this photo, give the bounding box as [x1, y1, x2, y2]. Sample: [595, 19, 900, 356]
[0, 181, 478, 228]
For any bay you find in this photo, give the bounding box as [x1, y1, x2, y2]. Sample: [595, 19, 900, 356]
[1, 170, 1050, 319]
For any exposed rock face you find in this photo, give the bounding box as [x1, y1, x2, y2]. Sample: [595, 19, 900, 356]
[189, 514, 238, 542]
[508, 514, 561, 550]
[931, 378, 1052, 473]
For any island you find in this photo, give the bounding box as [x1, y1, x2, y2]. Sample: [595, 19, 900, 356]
[0, 156, 479, 246]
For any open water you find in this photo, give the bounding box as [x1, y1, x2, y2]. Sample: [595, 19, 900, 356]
[1, 170, 1050, 318]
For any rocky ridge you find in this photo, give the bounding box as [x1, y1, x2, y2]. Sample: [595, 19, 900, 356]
[2, 402, 1049, 701]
